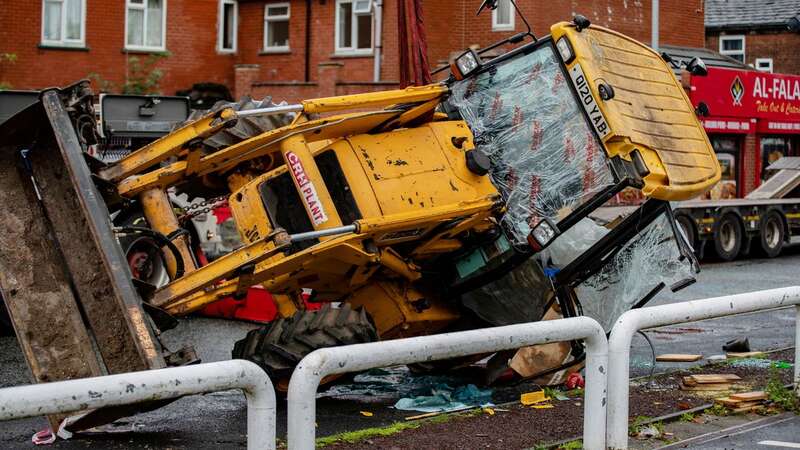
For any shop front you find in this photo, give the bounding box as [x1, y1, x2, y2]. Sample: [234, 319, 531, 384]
[690, 67, 800, 198]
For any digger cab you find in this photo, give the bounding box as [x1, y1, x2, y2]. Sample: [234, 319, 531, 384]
[442, 19, 719, 331]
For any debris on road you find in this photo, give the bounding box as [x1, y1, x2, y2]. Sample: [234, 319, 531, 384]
[393, 383, 492, 413]
[727, 351, 765, 358]
[680, 373, 742, 391]
[565, 372, 585, 389]
[656, 354, 703, 362]
[723, 337, 751, 353]
[359, 411, 373, 417]
[520, 390, 548, 405]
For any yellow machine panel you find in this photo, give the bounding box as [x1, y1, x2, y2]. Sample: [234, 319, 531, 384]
[552, 23, 720, 200]
[347, 121, 498, 216]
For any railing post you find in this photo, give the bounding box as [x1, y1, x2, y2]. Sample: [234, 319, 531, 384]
[0, 360, 276, 450]
[606, 286, 800, 450]
[287, 317, 608, 450]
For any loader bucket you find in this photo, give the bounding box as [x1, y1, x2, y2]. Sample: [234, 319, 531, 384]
[0, 84, 165, 431]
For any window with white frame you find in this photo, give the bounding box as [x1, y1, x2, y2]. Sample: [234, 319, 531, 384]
[41, 0, 86, 47]
[264, 3, 290, 52]
[126, 0, 167, 51]
[218, 0, 238, 53]
[719, 35, 745, 63]
[492, 0, 514, 31]
[755, 58, 773, 73]
[335, 0, 373, 55]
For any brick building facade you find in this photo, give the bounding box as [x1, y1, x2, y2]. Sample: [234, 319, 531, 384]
[1, 0, 705, 103]
[691, 0, 800, 197]
[705, 0, 800, 75]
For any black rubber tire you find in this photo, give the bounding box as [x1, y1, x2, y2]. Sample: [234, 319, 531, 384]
[232, 303, 378, 381]
[675, 214, 697, 253]
[713, 213, 743, 261]
[759, 210, 785, 258]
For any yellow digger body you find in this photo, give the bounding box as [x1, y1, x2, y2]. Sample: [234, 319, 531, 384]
[0, 19, 719, 416]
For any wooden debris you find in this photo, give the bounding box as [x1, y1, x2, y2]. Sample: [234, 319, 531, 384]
[715, 390, 769, 413]
[726, 351, 765, 358]
[682, 374, 741, 386]
[731, 405, 765, 414]
[730, 391, 768, 402]
[680, 382, 733, 391]
[656, 354, 703, 362]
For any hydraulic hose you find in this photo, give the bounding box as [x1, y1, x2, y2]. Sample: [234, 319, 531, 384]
[115, 226, 186, 279]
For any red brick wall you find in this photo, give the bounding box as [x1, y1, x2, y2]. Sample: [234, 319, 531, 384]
[707, 31, 800, 75]
[0, 0, 235, 95]
[423, 0, 705, 69]
[0, 0, 705, 100]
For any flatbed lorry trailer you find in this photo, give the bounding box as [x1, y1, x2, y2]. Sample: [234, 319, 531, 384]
[673, 198, 800, 261]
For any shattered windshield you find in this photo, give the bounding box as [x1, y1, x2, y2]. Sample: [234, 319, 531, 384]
[449, 42, 615, 246]
[573, 212, 696, 331]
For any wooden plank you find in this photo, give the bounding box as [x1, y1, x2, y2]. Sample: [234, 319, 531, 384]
[687, 374, 742, 384]
[680, 382, 733, 391]
[715, 397, 763, 408]
[730, 391, 768, 402]
[656, 353, 703, 362]
[726, 351, 765, 358]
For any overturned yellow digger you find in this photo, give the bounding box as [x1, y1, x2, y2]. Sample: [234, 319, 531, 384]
[0, 17, 718, 431]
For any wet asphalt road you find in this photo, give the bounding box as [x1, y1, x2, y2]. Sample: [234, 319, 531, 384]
[0, 249, 799, 449]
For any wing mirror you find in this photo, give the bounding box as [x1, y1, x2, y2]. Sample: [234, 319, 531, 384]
[686, 57, 708, 77]
[476, 0, 499, 15]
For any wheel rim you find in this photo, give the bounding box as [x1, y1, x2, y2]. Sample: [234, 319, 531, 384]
[764, 218, 781, 249]
[720, 221, 736, 253]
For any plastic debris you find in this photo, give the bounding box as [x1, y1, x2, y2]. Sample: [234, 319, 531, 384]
[635, 425, 661, 440]
[520, 390, 548, 405]
[359, 411, 373, 417]
[566, 373, 585, 389]
[774, 361, 793, 369]
[722, 338, 750, 352]
[483, 407, 495, 416]
[393, 383, 493, 413]
[531, 404, 555, 409]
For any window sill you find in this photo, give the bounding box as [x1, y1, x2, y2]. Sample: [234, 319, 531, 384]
[491, 26, 515, 32]
[331, 52, 374, 59]
[122, 48, 169, 55]
[259, 49, 291, 55]
[38, 44, 89, 52]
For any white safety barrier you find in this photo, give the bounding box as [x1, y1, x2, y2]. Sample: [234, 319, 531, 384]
[0, 360, 276, 450]
[287, 316, 608, 450]
[606, 286, 800, 450]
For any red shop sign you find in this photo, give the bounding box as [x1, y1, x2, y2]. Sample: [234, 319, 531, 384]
[691, 67, 800, 122]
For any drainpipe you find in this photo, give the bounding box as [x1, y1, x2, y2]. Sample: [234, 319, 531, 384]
[305, 0, 312, 82]
[373, 0, 383, 82]
[651, 0, 659, 50]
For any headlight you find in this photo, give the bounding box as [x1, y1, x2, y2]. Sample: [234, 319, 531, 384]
[556, 37, 575, 64]
[529, 218, 559, 251]
[451, 49, 483, 81]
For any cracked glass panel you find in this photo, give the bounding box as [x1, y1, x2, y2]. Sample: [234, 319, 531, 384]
[574, 213, 696, 331]
[449, 43, 614, 245]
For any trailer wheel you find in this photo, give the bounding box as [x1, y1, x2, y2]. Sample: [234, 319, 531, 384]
[759, 210, 785, 258]
[713, 214, 742, 261]
[675, 214, 697, 252]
